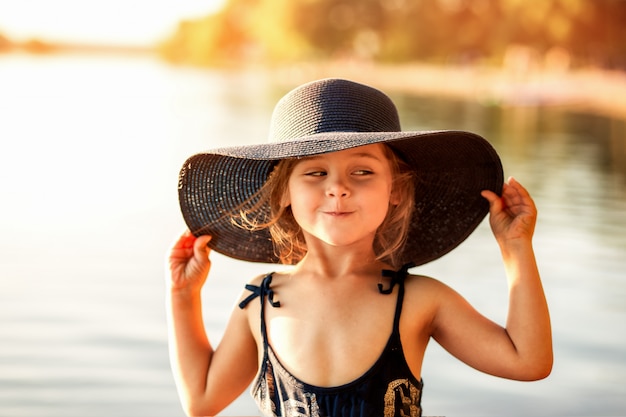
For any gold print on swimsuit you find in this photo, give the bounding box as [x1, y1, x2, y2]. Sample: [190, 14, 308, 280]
[384, 379, 421, 417]
[282, 393, 320, 417]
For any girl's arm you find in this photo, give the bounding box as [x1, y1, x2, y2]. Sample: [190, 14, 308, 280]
[432, 178, 553, 380]
[167, 231, 257, 416]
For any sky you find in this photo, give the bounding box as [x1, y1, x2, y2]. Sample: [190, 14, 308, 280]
[0, 0, 225, 46]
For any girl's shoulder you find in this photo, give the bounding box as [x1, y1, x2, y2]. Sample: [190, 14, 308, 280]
[403, 273, 471, 329]
[245, 272, 272, 286]
[405, 273, 446, 289]
[404, 273, 459, 303]
[243, 269, 290, 287]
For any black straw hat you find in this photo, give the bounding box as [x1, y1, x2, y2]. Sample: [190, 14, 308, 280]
[178, 78, 503, 266]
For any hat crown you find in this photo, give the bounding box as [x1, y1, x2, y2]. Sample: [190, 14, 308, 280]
[269, 79, 402, 143]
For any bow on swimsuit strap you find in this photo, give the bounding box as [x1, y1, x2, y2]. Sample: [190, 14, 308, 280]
[238, 273, 281, 309]
[239, 264, 414, 310]
[378, 263, 414, 294]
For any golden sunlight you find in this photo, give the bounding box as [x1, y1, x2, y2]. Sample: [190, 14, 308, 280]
[0, 0, 226, 46]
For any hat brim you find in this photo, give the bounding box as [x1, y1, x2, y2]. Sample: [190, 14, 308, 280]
[178, 130, 503, 265]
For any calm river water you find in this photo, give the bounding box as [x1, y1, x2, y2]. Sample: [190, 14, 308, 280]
[1, 53, 625, 416]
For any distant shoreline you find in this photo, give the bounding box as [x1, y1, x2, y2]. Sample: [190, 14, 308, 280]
[264, 60, 626, 122]
[3, 48, 625, 121]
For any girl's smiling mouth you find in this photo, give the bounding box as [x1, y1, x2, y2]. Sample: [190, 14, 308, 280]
[323, 211, 354, 217]
[322, 210, 354, 217]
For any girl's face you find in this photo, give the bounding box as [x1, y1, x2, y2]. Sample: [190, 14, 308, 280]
[285, 144, 396, 251]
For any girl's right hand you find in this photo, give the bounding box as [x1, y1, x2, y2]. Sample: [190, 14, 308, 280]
[168, 230, 212, 293]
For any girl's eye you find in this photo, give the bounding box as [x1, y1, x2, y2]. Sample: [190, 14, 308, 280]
[353, 169, 373, 176]
[304, 171, 326, 177]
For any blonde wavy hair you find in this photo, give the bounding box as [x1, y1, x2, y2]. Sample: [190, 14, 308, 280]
[236, 144, 415, 268]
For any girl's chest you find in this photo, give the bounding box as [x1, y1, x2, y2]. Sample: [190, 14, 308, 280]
[261, 287, 398, 387]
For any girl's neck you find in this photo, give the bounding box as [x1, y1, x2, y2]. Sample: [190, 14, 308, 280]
[293, 250, 388, 282]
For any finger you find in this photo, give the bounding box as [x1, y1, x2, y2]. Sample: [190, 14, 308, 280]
[500, 181, 520, 204]
[481, 189, 503, 212]
[170, 229, 195, 250]
[193, 234, 212, 258]
[168, 230, 202, 264]
[505, 177, 536, 212]
[507, 177, 532, 198]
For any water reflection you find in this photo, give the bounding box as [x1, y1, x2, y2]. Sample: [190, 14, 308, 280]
[0, 54, 625, 416]
[395, 93, 626, 240]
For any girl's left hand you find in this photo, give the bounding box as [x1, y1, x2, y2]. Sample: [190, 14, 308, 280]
[481, 177, 537, 245]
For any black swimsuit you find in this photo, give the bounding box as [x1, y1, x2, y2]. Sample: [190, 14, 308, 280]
[238, 268, 423, 417]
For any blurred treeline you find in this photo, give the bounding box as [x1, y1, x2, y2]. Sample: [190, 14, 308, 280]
[158, 0, 626, 69]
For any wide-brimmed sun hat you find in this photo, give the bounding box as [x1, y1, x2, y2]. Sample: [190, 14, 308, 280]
[178, 78, 503, 266]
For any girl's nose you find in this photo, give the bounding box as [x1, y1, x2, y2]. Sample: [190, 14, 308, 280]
[326, 176, 350, 198]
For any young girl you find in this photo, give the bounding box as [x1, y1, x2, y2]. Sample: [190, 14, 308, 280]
[168, 79, 552, 417]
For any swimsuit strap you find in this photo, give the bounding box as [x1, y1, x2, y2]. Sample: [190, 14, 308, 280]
[238, 273, 280, 345]
[379, 264, 412, 333]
